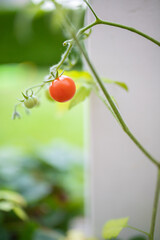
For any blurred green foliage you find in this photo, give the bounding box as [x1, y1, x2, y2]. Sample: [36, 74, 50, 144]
[0, 143, 84, 240]
[0, 2, 86, 239]
[0, 3, 85, 66]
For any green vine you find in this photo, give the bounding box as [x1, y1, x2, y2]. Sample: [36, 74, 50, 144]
[149, 168, 160, 240]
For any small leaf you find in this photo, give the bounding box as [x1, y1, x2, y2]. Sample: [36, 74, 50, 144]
[13, 207, 28, 221]
[69, 86, 91, 109]
[0, 190, 26, 206]
[102, 217, 129, 239]
[63, 70, 93, 83]
[102, 78, 128, 91]
[0, 201, 14, 211]
[115, 81, 128, 91]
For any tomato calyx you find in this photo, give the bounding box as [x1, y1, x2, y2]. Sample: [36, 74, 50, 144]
[21, 91, 39, 109]
[50, 70, 64, 81]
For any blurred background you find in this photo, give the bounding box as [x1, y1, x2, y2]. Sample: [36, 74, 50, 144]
[0, 0, 88, 239]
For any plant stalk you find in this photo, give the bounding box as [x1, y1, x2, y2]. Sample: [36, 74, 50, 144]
[70, 28, 160, 168]
[82, 0, 160, 47]
[127, 225, 149, 237]
[96, 19, 160, 47]
[78, 20, 160, 47]
[149, 167, 160, 240]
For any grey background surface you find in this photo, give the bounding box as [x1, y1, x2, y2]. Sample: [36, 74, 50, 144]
[88, 0, 160, 239]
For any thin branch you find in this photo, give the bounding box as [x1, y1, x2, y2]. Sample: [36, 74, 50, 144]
[127, 225, 149, 237]
[83, 0, 99, 20]
[98, 20, 160, 47]
[149, 168, 160, 240]
[82, 0, 160, 46]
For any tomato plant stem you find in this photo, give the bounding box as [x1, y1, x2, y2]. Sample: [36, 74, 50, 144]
[82, 0, 160, 47]
[97, 20, 160, 47]
[56, 41, 73, 70]
[149, 167, 160, 240]
[71, 28, 160, 168]
[127, 225, 149, 236]
[80, 19, 160, 47]
[83, 0, 99, 20]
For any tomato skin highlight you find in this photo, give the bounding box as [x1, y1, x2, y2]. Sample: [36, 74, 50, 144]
[49, 75, 76, 102]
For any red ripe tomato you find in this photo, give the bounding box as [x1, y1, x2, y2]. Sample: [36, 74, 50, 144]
[49, 75, 76, 102]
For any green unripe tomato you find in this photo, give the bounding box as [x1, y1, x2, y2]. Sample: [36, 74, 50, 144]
[24, 96, 38, 109]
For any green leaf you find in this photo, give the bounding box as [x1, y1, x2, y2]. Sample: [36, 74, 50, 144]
[0, 201, 14, 211]
[102, 78, 128, 91]
[0, 190, 26, 206]
[114, 81, 128, 91]
[102, 217, 129, 239]
[63, 70, 93, 83]
[13, 207, 28, 221]
[69, 86, 91, 109]
[0, 196, 28, 220]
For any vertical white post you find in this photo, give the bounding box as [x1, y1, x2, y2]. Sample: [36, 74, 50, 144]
[88, 0, 160, 239]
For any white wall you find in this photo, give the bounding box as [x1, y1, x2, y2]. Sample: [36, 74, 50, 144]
[88, 0, 160, 239]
